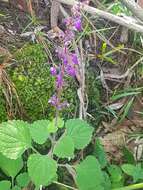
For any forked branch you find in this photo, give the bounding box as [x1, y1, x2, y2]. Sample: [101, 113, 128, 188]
[56, 0, 143, 33]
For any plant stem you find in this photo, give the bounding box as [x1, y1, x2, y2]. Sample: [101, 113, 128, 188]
[31, 146, 40, 154]
[113, 183, 143, 190]
[53, 181, 78, 190]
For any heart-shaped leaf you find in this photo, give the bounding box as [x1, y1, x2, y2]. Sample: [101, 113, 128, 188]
[16, 172, 30, 188]
[0, 180, 11, 190]
[66, 119, 93, 149]
[53, 135, 74, 158]
[121, 164, 143, 182]
[30, 120, 49, 144]
[76, 156, 104, 190]
[0, 153, 23, 177]
[28, 154, 57, 186]
[0, 120, 31, 159]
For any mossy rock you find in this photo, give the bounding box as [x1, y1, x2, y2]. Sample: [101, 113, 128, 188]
[0, 43, 77, 122]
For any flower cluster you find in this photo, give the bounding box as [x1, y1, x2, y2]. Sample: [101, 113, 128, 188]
[49, 0, 89, 110]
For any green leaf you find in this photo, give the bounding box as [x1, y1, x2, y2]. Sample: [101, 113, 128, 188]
[109, 2, 131, 15]
[0, 120, 31, 159]
[121, 164, 143, 182]
[16, 172, 30, 188]
[30, 120, 49, 144]
[28, 154, 57, 186]
[93, 138, 108, 168]
[66, 119, 93, 149]
[119, 97, 134, 123]
[0, 180, 11, 190]
[108, 165, 124, 188]
[122, 146, 135, 164]
[76, 156, 104, 190]
[12, 186, 21, 190]
[102, 172, 111, 190]
[53, 135, 74, 158]
[121, 164, 135, 175]
[48, 118, 64, 133]
[111, 92, 140, 101]
[0, 153, 23, 177]
[108, 165, 123, 183]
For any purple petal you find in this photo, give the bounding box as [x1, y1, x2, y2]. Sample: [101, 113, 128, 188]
[72, 54, 78, 65]
[74, 18, 82, 31]
[56, 74, 63, 88]
[65, 65, 76, 77]
[50, 67, 57, 76]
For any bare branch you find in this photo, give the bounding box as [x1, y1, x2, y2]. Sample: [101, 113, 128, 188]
[57, 0, 143, 33]
[121, 0, 143, 22]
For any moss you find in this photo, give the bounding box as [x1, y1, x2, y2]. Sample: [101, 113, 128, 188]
[0, 43, 77, 122]
[9, 43, 54, 121]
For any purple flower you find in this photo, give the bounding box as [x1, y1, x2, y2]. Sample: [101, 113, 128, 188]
[65, 65, 76, 77]
[50, 67, 57, 76]
[72, 53, 78, 65]
[49, 2, 85, 111]
[63, 17, 72, 27]
[56, 74, 63, 89]
[57, 101, 70, 110]
[48, 95, 59, 107]
[74, 18, 82, 31]
[63, 57, 68, 65]
[49, 95, 69, 110]
[64, 30, 75, 45]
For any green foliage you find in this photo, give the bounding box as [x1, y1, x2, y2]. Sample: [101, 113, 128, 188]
[1, 118, 143, 190]
[28, 154, 57, 186]
[0, 120, 31, 159]
[108, 165, 124, 188]
[122, 147, 135, 164]
[108, 2, 131, 15]
[0, 180, 11, 190]
[48, 117, 64, 133]
[0, 153, 23, 178]
[30, 120, 50, 144]
[121, 164, 143, 183]
[53, 135, 74, 158]
[12, 186, 21, 190]
[93, 138, 108, 168]
[66, 119, 94, 149]
[76, 156, 104, 190]
[102, 172, 111, 190]
[16, 172, 30, 188]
